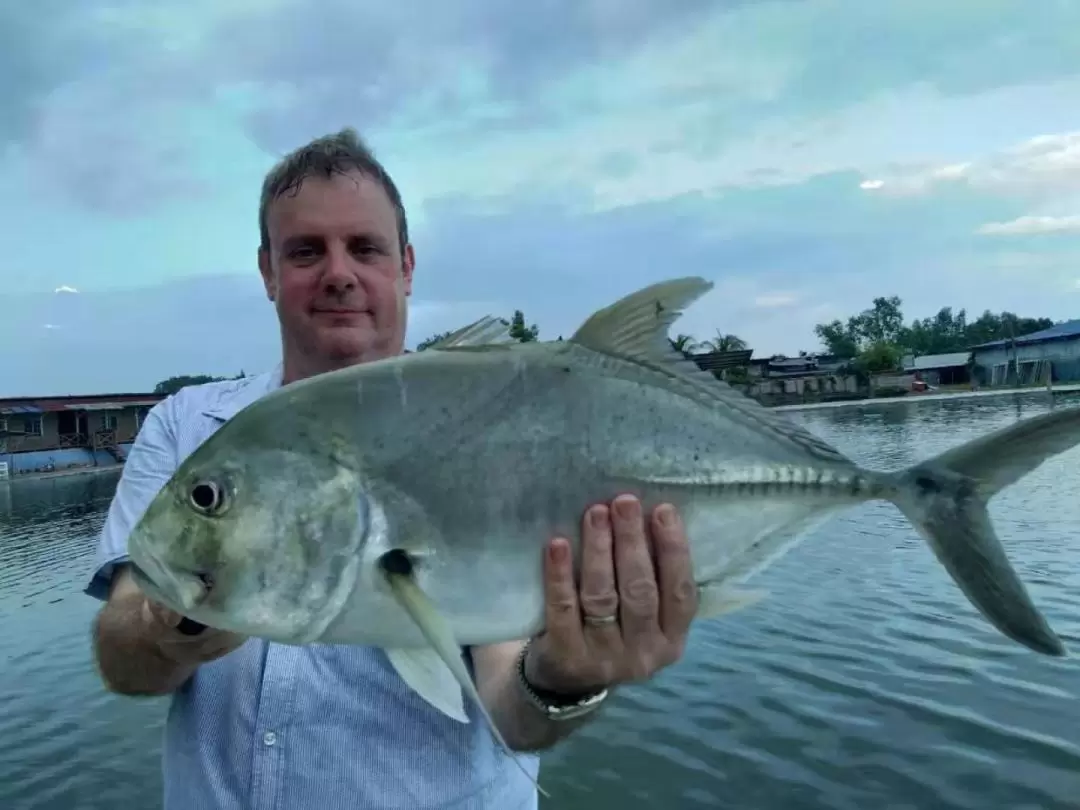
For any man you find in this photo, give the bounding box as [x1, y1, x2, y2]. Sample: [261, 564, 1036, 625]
[86, 128, 698, 809]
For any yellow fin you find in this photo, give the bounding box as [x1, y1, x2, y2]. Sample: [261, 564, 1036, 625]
[570, 276, 714, 361]
[568, 277, 851, 465]
[697, 584, 768, 619]
[385, 647, 469, 723]
[384, 571, 550, 799]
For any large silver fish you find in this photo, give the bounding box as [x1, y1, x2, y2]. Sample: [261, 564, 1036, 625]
[128, 277, 1074, 788]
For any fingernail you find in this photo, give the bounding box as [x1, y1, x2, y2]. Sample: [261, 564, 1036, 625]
[550, 539, 569, 564]
[656, 504, 675, 527]
[590, 505, 609, 530]
[615, 495, 638, 518]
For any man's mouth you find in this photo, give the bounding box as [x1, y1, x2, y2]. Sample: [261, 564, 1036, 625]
[312, 308, 368, 316]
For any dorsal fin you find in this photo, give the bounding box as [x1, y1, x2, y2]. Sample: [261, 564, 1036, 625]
[569, 277, 851, 465]
[571, 276, 714, 360]
[426, 315, 513, 350]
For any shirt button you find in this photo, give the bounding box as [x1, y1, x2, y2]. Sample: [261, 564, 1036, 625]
[263, 731, 277, 747]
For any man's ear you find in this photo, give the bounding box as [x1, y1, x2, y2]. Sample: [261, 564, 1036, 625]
[258, 247, 276, 302]
[402, 243, 415, 297]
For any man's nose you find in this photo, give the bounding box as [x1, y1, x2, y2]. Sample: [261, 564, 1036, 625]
[321, 243, 356, 292]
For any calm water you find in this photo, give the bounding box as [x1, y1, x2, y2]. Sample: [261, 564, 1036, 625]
[2, 394, 1079, 810]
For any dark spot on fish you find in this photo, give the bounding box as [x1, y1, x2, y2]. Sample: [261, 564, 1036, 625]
[380, 548, 414, 577]
[914, 475, 942, 494]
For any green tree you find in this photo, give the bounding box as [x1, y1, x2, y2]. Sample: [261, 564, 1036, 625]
[699, 331, 748, 352]
[814, 295, 1055, 359]
[153, 373, 243, 395]
[813, 319, 860, 357]
[508, 310, 539, 343]
[853, 342, 902, 374]
[669, 333, 700, 353]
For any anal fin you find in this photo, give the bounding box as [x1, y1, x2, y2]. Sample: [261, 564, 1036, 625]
[384, 567, 550, 799]
[385, 647, 469, 723]
[697, 583, 768, 619]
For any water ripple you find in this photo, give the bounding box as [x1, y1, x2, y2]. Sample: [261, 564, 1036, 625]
[3, 396, 1080, 809]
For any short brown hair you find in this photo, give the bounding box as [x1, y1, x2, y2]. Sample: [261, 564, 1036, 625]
[258, 127, 409, 255]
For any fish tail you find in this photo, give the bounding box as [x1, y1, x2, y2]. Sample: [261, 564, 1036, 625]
[886, 405, 1080, 657]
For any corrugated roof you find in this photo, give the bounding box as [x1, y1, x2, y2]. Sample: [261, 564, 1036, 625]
[973, 319, 1080, 349]
[0, 405, 43, 415]
[67, 402, 129, 411]
[905, 352, 971, 371]
[0, 392, 161, 406]
[689, 349, 753, 372]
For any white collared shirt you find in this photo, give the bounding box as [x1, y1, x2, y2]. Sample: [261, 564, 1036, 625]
[84, 366, 539, 810]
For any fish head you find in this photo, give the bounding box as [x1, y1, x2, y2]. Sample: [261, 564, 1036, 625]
[127, 435, 373, 644]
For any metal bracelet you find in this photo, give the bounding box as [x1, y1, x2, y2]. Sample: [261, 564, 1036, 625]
[515, 639, 609, 721]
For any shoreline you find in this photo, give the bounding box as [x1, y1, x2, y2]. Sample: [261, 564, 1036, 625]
[4, 383, 1079, 482]
[774, 382, 1080, 412]
[1, 463, 124, 486]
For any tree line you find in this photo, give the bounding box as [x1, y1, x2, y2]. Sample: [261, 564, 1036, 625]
[153, 372, 247, 395]
[813, 296, 1055, 373]
[155, 297, 1058, 391]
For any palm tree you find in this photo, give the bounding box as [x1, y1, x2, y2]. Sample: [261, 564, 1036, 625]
[699, 331, 748, 352]
[668, 333, 700, 353]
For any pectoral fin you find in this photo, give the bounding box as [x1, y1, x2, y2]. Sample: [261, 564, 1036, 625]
[697, 583, 768, 619]
[383, 565, 550, 799]
[385, 647, 469, 723]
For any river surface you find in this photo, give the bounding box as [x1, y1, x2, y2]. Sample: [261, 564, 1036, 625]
[2, 393, 1079, 810]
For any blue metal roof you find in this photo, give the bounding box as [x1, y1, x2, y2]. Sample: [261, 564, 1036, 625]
[973, 319, 1080, 349]
[0, 405, 43, 415]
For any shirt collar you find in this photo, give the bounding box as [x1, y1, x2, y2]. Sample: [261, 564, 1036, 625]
[200, 363, 284, 422]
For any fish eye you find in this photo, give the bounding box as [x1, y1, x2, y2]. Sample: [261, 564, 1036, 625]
[189, 480, 227, 515]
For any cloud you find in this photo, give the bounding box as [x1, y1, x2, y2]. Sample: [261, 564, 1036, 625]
[6, 0, 1080, 215]
[861, 130, 1080, 200]
[977, 214, 1080, 236]
[3, 1, 1080, 395]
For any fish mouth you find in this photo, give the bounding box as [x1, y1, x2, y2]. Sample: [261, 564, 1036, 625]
[129, 556, 210, 614]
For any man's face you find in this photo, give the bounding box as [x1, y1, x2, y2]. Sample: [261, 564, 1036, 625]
[259, 169, 415, 374]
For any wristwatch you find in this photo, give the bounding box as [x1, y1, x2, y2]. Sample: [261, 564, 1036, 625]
[515, 639, 609, 721]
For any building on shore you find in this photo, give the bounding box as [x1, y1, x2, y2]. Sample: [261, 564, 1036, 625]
[971, 320, 1080, 387]
[0, 393, 164, 478]
[687, 349, 754, 378]
[902, 351, 972, 387]
[688, 349, 863, 406]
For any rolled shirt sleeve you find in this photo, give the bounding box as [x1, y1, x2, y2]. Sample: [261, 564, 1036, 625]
[84, 398, 179, 601]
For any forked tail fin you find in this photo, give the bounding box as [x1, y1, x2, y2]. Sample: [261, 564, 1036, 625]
[888, 405, 1080, 657]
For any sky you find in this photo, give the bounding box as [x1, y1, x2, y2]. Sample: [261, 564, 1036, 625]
[3, 0, 1079, 396]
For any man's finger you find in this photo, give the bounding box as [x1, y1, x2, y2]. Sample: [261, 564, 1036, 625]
[612, 495, 661, 648]
[144, 598, 182, 629]
[540, 536, 587, 660]
[577, 504, 622, 652]
[652, 504, 697, 643]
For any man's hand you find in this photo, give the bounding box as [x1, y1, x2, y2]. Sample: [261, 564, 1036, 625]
[524, 494, 697, 695]
[137, 591, 247, 665]
[141, 599, 247, 666]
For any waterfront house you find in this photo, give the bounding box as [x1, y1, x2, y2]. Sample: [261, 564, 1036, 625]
[0, 392, 164, 476]
[687, 349, 754, 378]
[901, 351, 972, 387]
[971, 320, 1080, 386]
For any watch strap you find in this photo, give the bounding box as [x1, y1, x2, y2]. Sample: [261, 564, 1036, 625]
[515, 640, 608, 721]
